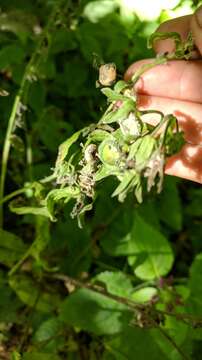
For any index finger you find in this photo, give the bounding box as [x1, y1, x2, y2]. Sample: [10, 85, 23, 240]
[153, 15, 192, 54]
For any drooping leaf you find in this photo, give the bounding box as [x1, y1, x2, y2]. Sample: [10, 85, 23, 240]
[46, 187, 80, 221]
[135, 135, 156, 168]
[55, 129, 84, 169]
[9, 202, 49, 218]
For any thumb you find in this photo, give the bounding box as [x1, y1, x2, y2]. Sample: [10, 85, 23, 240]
[191, 5, 202, 55]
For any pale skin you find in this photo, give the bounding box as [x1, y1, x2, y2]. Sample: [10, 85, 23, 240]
[125, 8, 202, 184]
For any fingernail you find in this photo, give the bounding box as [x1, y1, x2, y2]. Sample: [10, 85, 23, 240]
[195, 5, 202, 27]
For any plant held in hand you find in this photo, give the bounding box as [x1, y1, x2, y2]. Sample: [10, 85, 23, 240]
[2, 31, 194, 227]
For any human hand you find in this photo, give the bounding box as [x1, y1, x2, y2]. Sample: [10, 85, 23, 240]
[125, 7, 202, 183]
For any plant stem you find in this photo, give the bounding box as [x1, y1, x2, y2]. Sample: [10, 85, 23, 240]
[0, 93, 24, 227]
[131, 56, 167, 85]
[0, 188, 27, 206]
[9, 246, 32, 277]
[0, 0, 66, 228]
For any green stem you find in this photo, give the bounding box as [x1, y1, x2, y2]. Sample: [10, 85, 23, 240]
[0, 188, 27, 206]
[0, 0, 66, 228]
[9, 246, 32, 277]
[131, 56, 167, 85]
[39, 173, 57, 184]
[0, 93, 24, 227]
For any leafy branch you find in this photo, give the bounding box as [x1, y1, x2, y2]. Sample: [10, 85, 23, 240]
[53, 273, 198, 360]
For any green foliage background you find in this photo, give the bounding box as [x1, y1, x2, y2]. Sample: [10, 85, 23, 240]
[0, 0, 202, 359]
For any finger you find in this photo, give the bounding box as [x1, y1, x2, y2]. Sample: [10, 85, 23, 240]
[165, 144, 202, 184]
[153, 15, 192, 54]
[137, 94, 202, 144]
[124, 59, 202, 103]
[191, 6, 202, 55]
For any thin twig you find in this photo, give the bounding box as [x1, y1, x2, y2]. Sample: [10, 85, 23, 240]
[53, 273, 202, 328]
[52, 273, 193, 360]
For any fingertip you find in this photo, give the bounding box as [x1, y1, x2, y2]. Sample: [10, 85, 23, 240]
[191, 8, 202, 55]
[152, 15, 191, 54]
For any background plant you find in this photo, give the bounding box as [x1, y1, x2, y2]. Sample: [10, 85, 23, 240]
[0, 0, 202, 359]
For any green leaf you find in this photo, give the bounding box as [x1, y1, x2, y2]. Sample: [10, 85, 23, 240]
[35, 106, 72, 152]
[148, 31, 181, 49]
[11, 352, 21, 360]
[135, 135, 156, 168]
[34, 317, 62, 343]
[189, 253, 202, 316]
[101, 100, 134, 124]
[33, 317, 65, 352]
[59, 288, 131, 335]
[9, 274, 60, 312]
[0, 44, 25, 69]
[128, 213, 174, 280]
[46, 187, 80, 221]
[93, 271, 133, 297]
[95, 164, 118, 181]
[131, 287, 157, 303]
[101, 209, 173, 279]
[28, 81, 46, 115]
[114, 80, 129, 93]
[83, 0, 118, 23]
[50, 29, 76, 54]
[101, 87, 127, 101]
[112, 170, 137, 201]
[104, 327, 165, 360]
[87, 129, 111, 143]
[9, 202, 49, 218]
[101, 207, 134, 256]
[51, 217, 91, 276]
[0, 229, 27, 267]
[55, 129, 84, 169]
[0, 280, 22, 323]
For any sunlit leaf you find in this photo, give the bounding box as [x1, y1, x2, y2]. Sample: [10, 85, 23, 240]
[93, 271, 133, 297]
